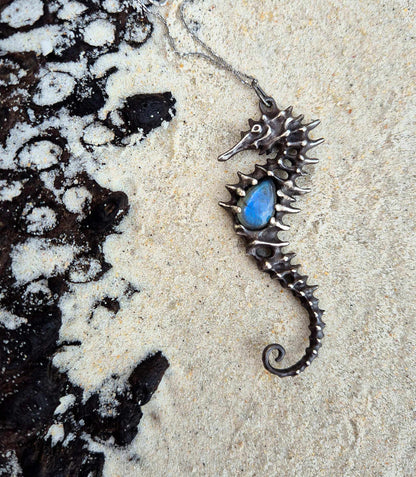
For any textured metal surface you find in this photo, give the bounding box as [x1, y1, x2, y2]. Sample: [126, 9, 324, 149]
[219, 97, 325, 377]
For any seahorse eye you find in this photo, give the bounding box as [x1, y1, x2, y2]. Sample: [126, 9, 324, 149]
[251, 124, 262, 134]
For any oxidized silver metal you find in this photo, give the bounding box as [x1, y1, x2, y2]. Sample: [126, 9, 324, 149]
[219, 97, 325, 377]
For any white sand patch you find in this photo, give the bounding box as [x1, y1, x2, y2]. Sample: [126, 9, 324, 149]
[83, 19, 115, 47]
[68, 257, 102, 283]
[18, 140, 62, 170]
[25, 206, 58, 234]
[54, 394, 76, 415]
[62, 432, 76, 447]
[33, 71, 76, 106]
[23, 280, 53, 305]
[124, 22, 152, 44]
[62, 186, 92, 214]
[45, 423, 65, 447]
[0, 25, 65, 55]
[108, 110, 124, 127]
[11, 238, 78, 283]
[40, 169, 64, 199]
[0, 309, 27, 330]
[1, 0, 44, 28]
[83, 122, 115, 145]
[102, 0, 121, 14]
[54, 271, 144, 395]
[0, 451, 22, 476]
[43, 112, 94, 165]
[0, 122, 39, 170]
[0, 180, 23, 201]
[57, 1, 87, 21]
[45, 59, 88, 79]
[0, 58, 27, 87]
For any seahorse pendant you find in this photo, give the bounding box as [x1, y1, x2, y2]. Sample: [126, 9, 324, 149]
[218, 97, 325, 377]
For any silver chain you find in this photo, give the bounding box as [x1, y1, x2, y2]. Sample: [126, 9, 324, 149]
[140, 0, 273, 106]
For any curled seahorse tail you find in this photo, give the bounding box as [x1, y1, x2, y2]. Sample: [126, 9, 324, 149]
[218, 97, 325, 376]
[262, 267, 325, 377]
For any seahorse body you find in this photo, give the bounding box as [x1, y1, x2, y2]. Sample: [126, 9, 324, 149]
[218, 98, 325, 377]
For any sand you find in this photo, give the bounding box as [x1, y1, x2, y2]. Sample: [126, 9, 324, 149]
[3, 0, 416, 475]
[97, 1, 416, 475]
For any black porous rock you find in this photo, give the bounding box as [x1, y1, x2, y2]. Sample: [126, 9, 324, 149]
[106, 92, 176, 144]
[15, 431, 105, 477]
[0, 0, 175, 473]
[83, 191, 129, 233]
[80, 353, 169, 447]
[67, 77, 109, 117]
[121, 92, 176, 136]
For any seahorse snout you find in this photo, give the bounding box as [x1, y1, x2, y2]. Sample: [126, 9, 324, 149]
[218, 133, 255, 161]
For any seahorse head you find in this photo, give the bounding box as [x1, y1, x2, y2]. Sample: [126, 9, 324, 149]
[218, 101, 286, 161]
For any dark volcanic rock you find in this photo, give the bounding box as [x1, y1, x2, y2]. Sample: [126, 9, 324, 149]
[120, 93, 176, 136]
[83, 191, 129, 233]
[0, 0, 175, 474]
[67, 77, 110, 117]
[81, 353, 169, 447]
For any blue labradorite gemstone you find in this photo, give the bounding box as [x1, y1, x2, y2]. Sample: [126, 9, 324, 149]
[237, 179, 276, 230]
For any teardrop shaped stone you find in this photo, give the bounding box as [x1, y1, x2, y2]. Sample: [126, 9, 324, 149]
[237, 179, 276, 230]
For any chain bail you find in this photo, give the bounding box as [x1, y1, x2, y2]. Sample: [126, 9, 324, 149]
[251, 80, 273, 108]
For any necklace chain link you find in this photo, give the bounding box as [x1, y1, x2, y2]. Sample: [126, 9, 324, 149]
[140, 0, 273, 106]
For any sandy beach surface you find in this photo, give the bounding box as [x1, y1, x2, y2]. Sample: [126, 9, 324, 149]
[1, 0, 415, 475]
